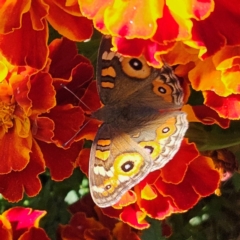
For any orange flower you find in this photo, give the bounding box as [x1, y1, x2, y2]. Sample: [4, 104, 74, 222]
[78, 0, 214, 67]
[0, 0, 93, 69]
[78, 0, 240, 69]
[0, 38, 94, 201]
[163, 42, 240, 122]
[78, 0, 212, 39]
[0, 207, 49, 240]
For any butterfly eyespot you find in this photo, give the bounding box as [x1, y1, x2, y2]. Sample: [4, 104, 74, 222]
[114, 153, 143, 175]
[152, 77, 173, 102]
[162, 127, 170, 133]
[158, 86, 167, 94]
[121, 56, 151, 79]
[139, 141, 161, 160]
[144, 146, 154, 154]
[105, 184, 112, 190]
[121, 161, 134, 172]
[129, 58, 143, 70]
[155, 118, 177, 141]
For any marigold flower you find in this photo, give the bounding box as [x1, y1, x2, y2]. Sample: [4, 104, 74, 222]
[78, 0, 240, 69]
[0, 38, 94, 201]
[0, 207, 49, 240]
[163, 42, 240, 122]
[0, 0, 93, 69]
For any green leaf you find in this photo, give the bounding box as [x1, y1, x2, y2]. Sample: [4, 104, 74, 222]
[186, 121, 240, 151]
[141, 218, 165, 240]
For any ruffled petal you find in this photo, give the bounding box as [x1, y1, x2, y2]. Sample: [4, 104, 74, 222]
[0, 140, 45, 202]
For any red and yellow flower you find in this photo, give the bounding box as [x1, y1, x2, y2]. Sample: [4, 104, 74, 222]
[78, 0, 240, 68]
[0, 207, 49, 240]
[0, 0, 93, 69]
[0, 38, 94, 202]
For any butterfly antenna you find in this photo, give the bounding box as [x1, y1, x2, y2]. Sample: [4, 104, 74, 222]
[60, 83, 92, 112]
[62, 119, 90, 147]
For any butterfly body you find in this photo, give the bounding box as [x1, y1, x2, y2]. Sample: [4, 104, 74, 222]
[89, 36, 188, 208]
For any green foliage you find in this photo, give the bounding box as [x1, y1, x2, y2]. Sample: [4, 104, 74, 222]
[187, 121, 240, 151]
[141, 218, 164, 240]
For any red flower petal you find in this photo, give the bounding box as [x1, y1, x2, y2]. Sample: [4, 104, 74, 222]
[120, 205, 149, 230]
[4, 207, 46, 229]
[60, 212, 103, 239]
[152, 4, 190, 44]
[3, 207, 46, 240]
[0, 139, 45, 202]
[0, 216, 11, 239]
[140, 184, 157, 200]
[112, 37, 175, 68]
[46, 104, 85, 147]
[113, 191, 137, 208]
[11, 74, 31, 115]
[187, 156, 220, 196]
[191, 0, 240, 58]
[49, 38, 92, 81]
[79, 0, 163, 38]
[19, 227, 50, 240]
[81, 81, 102, 112]
[77, 147, 91, 176]
[0, 0, 31, 33]
[84, 228, 111, 240]
[139, 192, 178, 219]
[155, 175, 200, 210]
[0, 12, 48, 69]
[75, 118, 101, 142]
[113, 222, 141, 240]
[68, 194, 96, 217]
[204, 91, 240, 119]
[29, 72, 56, 116]
[33, 117, 55, 142]
[45, 0, 93, 41]
[160, 139, 198, 184]
[182, 104, 230, 128]
[0, 126, 31, 174]
[38, 140, 84, 181]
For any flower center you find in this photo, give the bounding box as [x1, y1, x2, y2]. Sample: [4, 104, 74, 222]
[0, 102, 15, 131]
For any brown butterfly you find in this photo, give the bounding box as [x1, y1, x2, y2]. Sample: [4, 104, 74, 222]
[89, 36, 188, 208]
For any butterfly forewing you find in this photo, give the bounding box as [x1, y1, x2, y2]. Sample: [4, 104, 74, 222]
[97, 37, 183, 110]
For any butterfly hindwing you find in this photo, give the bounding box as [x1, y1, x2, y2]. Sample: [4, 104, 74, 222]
[89, 123, 153, 208]
[129, 111, 188, 171]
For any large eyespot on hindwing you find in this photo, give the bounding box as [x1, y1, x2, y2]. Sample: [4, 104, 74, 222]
[152, 77, 174, 102]
[113, 152, 144, 176]
[155, 117, 177, 142]
[121, 56, 151, 79]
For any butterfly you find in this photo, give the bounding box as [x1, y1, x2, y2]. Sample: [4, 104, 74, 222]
[89, 35, 188, 208]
